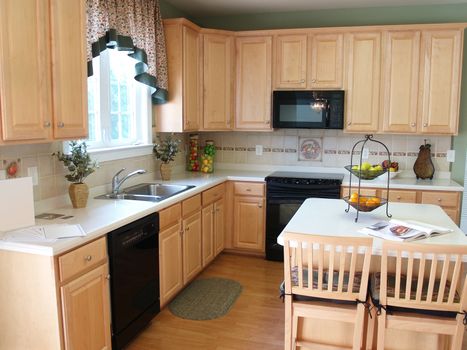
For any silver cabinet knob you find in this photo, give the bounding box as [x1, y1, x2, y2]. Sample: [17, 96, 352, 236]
[106, 275, 111, 280]
[311, 79, 316, 83]
[44, 121, 51, 128]
[258, 203, 263, 208]
[246, 188, 251, 192]
[265, 120, 270, 124]
[423, 123, 428, 127]
[437, 198, 442, 202]
[57, 121, 65, 128]
[397, 196, 401, 200]
[84, 255, 92, 262]
[300, 79, 305, 83]
[347, 122, 352, 126]
[411, 123, 416, 127]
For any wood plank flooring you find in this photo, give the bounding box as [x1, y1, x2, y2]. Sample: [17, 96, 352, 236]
[127, 253, 285, 350]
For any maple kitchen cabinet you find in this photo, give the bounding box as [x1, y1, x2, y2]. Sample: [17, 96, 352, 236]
[232, 182, 266, 253]
[274, 34, 308, 89]
[0, 0, 87, 143]
[201, 183, 225, 266]
[344, 31, 382, 133]
[159, 195, 202, 307]
[310, 33, 344, 88]
[155, 19, 201, 132]
[202, 33, 234, 130]
[235, 36, 273, 130]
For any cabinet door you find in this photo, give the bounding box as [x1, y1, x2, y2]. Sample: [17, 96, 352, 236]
[381, 31, 420, 133]
[0, 0, 52, 141]
[233, 196, 265, 251]
[344, 32, 381, 132]
[274, 34, 307, 89]
[159, 222, 183, 307]
[61, 263, 111, 350]
[201, 204, 214, 267]
[310, 33, 343, 88]
[214, 198, 225, 256]
[183, 25, 201, 131]
[235, 36, 272, 130]
[182, 211, 202, 284]
[419, 29, 462, 134]
[50, 0, 88, 139]
[203, 34, 233, 130]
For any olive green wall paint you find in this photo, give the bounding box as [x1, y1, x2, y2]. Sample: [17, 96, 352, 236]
[165, 2, 467, 183]
[160, 0, 188, 19]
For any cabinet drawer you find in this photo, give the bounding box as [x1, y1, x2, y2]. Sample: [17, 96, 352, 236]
[183, 194, 201, 217]
[341, 187, 377, 198]
[421, 191, 459, 208]
[202, 184, 225, 205]
[388, 190, 417, 203]
[233, 182, 264, 197]
[159, 203, 181, 230]
[59, 237, 107, 282]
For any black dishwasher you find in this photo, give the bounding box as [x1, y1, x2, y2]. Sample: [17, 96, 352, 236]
[107, 213, 160, 350]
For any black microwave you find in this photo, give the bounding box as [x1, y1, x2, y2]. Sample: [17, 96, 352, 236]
[272, 90, 344, 129]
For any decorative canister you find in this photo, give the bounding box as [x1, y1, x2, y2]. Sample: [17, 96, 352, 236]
[187, 134, 200, 171]
[201, 140, 216, 173]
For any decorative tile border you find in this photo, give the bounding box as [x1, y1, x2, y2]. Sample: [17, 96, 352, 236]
[235, 147, 247, 151]
[338, 150, 350, 155]
[393, 152, 406, 157]
[285, 148, 297, 153]
[436, 153, 446, 158]
[407, 152, 418, 156]
[272, 148, 283, 153]
[324, 150, 337, 154]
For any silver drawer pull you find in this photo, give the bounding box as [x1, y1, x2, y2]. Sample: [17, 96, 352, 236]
[437, 198, 442, 202]
[84, 255, 92, 262]
[397, 196, 401, 200]
[246, 188, 251, 192]
[57, 121, 65, 128]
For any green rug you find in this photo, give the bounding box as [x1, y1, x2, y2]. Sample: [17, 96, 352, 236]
[169, 277, 242, 320]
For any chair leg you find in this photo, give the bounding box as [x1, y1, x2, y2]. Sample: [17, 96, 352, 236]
[284, 295, 292, 350]
[352, 303, 365, 350]
[376, 309, 386, 350]
[450, 314, 465, 350]
[292, 309, 299, 350]
[365, 304, 376, 350]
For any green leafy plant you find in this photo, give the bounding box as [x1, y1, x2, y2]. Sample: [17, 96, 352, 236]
[53, 141, 98, 184]
[153, 135, 181, 164]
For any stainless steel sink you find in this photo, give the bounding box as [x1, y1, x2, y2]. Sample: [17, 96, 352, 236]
[95, 183, 195, 202]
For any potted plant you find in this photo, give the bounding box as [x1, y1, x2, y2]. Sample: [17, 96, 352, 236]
[153, 135, 181, 180]
[53, 141, 98, 208]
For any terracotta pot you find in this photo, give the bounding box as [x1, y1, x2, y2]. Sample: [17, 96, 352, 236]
[69, 183, 89, 208]
[160, 163, 172, 181]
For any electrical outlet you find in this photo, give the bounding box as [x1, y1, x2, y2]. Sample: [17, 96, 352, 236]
[0, 170, 6, 180]
[256, 145, 263, 156]
[27, 166, 39, 186]
[362, 148, 369, 159]
[447, 150, 455, 162]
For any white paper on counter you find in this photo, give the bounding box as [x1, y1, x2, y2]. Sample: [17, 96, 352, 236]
[0, 177, 35, 231]
[1, 224, 85, 242]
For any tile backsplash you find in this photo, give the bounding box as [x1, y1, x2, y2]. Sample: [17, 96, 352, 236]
[0, 131, 452, 202]
[196, 130, 452, 173]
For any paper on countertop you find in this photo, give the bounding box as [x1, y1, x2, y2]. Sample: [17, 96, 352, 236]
[1, 224, 86, 243]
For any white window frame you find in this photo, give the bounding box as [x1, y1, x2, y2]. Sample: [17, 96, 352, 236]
[82, 49, 153, 162]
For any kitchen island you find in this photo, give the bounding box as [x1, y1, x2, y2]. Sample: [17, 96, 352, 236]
[279, 198, 467, 350]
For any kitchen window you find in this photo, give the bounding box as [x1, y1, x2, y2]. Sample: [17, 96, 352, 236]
[86, 49, 152, 161]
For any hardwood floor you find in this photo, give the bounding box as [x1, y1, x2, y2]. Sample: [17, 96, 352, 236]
[127, 253, 285, 350]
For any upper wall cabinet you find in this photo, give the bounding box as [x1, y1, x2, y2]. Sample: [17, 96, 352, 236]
[274, 34, 307, 89]
[419, 29, 463, 134]
[202, 33, 234, 131]
[155, 20, 201, 132]
[235, 36, 272, 130]
[344, 32, 382, 133]
[0, 0, 87, 143]
[381, 30, 421, 134]
[310, 33, 344, 89]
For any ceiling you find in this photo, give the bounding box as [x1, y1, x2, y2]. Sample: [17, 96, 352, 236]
[164, 0, 467, 17]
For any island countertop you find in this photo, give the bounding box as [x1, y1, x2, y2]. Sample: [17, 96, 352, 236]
[278, 198, 467, 257]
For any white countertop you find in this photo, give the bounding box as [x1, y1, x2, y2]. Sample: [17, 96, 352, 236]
[278, 198, 467, 257]
[0, 168, 463, 256]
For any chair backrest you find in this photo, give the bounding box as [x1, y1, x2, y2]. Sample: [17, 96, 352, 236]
[380, 241, 467, 313]
[284, 233, 373, 302]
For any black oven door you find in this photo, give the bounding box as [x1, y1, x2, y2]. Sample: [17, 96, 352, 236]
[265, 197, 306, 261]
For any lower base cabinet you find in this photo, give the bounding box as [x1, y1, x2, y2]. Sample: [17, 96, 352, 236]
[60, 263, 112, 350]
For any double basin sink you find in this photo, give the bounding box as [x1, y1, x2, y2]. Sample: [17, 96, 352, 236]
[96, 183, 195, 202]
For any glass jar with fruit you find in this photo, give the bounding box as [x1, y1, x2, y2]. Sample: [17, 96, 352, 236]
[200, 140, 215, 173]
[344, 134, 392, 221]
[187, 134, 200, 172]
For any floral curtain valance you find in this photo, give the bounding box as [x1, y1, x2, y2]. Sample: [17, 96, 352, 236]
[86, 0, 168, 104]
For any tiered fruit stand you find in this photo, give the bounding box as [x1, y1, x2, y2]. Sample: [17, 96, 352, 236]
[343, 134, 392, 222]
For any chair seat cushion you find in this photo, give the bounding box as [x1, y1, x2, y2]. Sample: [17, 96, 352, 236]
[369, 272, 459, 318]
[290, 266, 362, 293]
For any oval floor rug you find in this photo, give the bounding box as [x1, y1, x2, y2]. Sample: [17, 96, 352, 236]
[168, 277, 243, 320]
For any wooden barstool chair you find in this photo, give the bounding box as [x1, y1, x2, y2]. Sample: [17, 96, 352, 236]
[372, 241, 467, 350]
[283, 233, 373, 350]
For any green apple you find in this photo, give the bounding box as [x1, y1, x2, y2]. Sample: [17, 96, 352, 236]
[352, 165, 360, 170]
[361, 162, 371, 171]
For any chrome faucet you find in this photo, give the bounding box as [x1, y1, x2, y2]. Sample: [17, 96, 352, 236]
[112, 168, 146, 194]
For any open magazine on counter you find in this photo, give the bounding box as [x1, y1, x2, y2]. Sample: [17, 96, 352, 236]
[359, 219, 453, 241]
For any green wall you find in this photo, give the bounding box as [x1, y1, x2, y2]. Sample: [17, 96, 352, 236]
[160, 0, 188, 19]
[165, 2, 467, 184]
